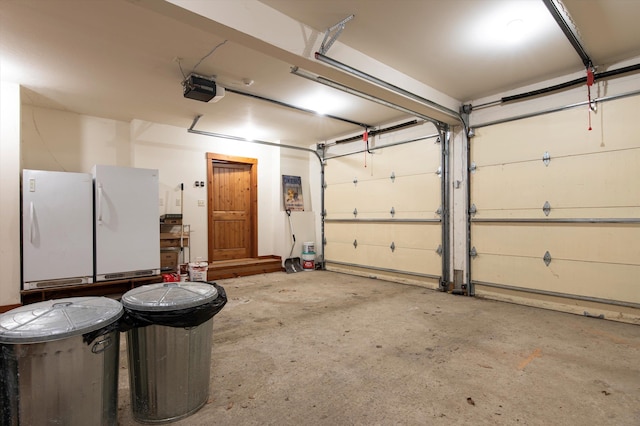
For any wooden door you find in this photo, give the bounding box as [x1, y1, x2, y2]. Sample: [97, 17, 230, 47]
[207, 154, 258, 262]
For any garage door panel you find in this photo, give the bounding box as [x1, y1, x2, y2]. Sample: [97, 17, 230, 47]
[325, 220, 442, 277]
[325, 136, 443, 280]
[326, 175, 441, 219]
[326, 243, 441, 276]
[324, 223, 355, 245]
[326, 241, 359, 264]
[602, 95, 640, 143]
[325, 142, 441, 185]
[324, 156, 370, 184]
[326, 223, 441, 250]
[470, 95, 640, 317]
[471, 149, 640, 212]
[473, 255, 640, 304]
[376, 247, 441, 274]
[325, 183, 357, 218]
[471, 102, 638, 166]
[367, 140, 441, 179]
[356, 223, 440, 249]
[472, 223, 640, 265]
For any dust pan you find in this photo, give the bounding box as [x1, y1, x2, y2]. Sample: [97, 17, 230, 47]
[284, 209, 304, 273]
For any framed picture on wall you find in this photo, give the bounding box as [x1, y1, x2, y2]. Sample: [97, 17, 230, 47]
[282, 175, 304, 211]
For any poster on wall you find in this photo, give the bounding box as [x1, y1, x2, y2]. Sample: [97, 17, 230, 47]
[282, 175, 304, 211]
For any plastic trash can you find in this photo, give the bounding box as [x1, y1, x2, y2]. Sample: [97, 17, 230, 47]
[121, 281, 226, 423]
[0, 297, 123, 426]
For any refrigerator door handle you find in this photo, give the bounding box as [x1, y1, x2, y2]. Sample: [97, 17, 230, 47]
[97, 184, 103, 225]
[29, 201, 35, 243]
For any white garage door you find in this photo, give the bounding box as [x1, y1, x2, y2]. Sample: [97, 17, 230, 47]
[470, 95, 640, 320]
[324, 130, 445, 288]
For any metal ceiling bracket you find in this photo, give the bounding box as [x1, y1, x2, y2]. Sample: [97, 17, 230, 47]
[319, 15, 355, 55]
[436, 245, 443, 256]
[390, 207, 395, 217]
[353, 208, 358, 218]
[353, 239, 358, 249]
[470, 162, 477, 173]
[543, 201, 551, 216]
[543, 151, 551, 166]
[436, 166, 442, 177]
[353, 177, 358, 186]
[543, 251, 552, 266]
[390, 242, 396, 253]
[470, 247, 478, 258]
[469, 204, 477, 216]
[390, 172, 396, 182]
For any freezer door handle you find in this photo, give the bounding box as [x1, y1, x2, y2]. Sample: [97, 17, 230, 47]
[29, 202, 35, 243]
[97, 184, 103, 225]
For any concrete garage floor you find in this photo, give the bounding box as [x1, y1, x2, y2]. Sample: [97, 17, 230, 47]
[117, 271, 640, 425]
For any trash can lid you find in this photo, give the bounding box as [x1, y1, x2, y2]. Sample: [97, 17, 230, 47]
[121, 282, 218, 312]
[0, 297, 123, 344]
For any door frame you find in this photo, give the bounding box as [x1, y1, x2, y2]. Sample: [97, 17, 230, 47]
[206, 153, 258, 262]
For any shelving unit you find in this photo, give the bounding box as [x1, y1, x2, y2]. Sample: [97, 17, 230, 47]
[160, 215, 190, 272]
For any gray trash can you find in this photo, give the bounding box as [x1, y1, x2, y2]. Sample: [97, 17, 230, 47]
[0, 297, 123, 426]
[121, 282, 220, 423]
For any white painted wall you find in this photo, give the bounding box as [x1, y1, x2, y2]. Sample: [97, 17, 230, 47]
[16, 108, 309, 291]
[21, 105, 131, 172]
[0, 82, 22, 306]
[130, 119, 284, 260]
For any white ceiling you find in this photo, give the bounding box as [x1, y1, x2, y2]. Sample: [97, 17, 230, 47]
[1, 0, 639, 146]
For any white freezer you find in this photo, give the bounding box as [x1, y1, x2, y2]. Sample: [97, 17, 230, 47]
[22, 170, 94, 289]
[93, 165, 160, 281]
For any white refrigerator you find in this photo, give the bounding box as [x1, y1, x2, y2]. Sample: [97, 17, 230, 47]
[93, 165, 160, 281]
[22, 170, 94, 290]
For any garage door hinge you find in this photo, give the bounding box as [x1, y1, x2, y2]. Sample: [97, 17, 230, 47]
[469, 204, 477, 216]
[323, 237, 327, 245]
[542, 151, 551, 166]
[436, 205, 443, 216]
[353, 239, 358, 249]
[322, 209, 327, 217]
[543, 251, 552, 266]
[470, 246, 478, 258]
[543, 201, 551, 216]
[390, 171, 396, 182]
[436, 245, 443, 256]
[436, 166, 442, 177]
[390, 207, 395, 217]
[353, 177, 358, 186]
[470, 162, 477, 173]
[353, 208, 358, 217]
[323, 181, 327, 189]
[390, 242, 396, 252]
